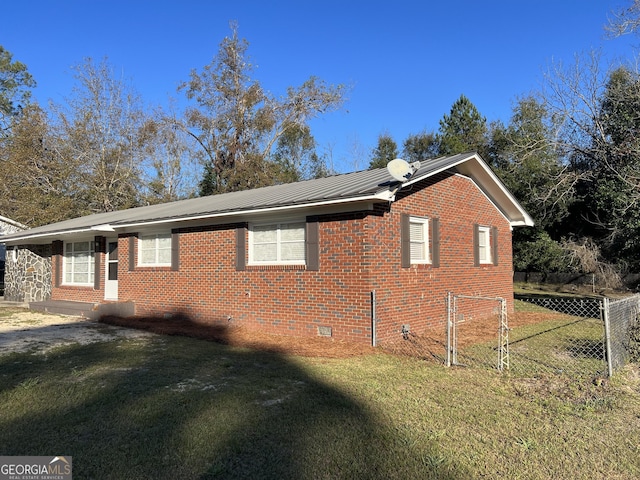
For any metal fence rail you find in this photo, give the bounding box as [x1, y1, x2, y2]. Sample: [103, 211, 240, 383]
[446, 294, 508, 371]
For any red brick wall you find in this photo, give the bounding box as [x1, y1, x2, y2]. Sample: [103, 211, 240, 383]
[117, 219, 375, 343]
[48, 171, 516, 345]
[368, 172, 514, 343]
[52, 285, 104, 303]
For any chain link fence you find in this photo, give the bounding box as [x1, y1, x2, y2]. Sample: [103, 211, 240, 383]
[603, 295, 640, 375]
[507, 296, 606, 378]
[381, 293, 640, 379]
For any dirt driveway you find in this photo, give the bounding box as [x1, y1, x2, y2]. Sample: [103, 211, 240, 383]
[0, 307, 153, 355]
[1, 307, 378, 358]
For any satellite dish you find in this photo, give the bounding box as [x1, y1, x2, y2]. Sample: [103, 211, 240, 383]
[387, 158, 421, 182]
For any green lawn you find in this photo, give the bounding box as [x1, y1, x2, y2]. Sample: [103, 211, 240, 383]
[454, 299, 608, 377]
[1, 332, 640, 479]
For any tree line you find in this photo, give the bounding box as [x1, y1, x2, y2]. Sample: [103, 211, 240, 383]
[367, 57, 640, 285]
[2, 6, 640, 284]
[0, 23, 345, 226]
[365, 2, 640, 284]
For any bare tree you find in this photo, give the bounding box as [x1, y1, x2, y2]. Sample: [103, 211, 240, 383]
[489, 96, 581, 229]
[140, 102, 200, 203]
[540, 50, 640, 267]
[346, 133, 367, 172]
[562, 237, 623, 290]
[177, 23, 347, 194]
[606, 0, 640, 37]
[52, 57, 148, 213]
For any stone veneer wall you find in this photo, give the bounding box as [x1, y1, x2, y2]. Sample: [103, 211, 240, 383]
[0, 219, 24, 259]
[4, 245, 52, 303]
[1, 218, 26, 298]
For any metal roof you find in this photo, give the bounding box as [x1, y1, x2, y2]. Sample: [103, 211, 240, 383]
[0, 153, 533, 244]
[0, 215, 27, 231]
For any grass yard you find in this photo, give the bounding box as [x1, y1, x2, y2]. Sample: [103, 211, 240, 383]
[453, 299, 609, 377]
[1, 327, 640, 480]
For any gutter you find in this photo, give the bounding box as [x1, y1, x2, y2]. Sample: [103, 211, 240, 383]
[1, 190, 395, 243]
[109, 191, 395, 229]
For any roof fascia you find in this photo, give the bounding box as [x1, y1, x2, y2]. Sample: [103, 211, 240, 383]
[2, 191, 394, 243]
[1, 227, 97, 245]
[457, 156, 534, 226]
[113, 191, 394, 229]
[404, 153, 534, 227]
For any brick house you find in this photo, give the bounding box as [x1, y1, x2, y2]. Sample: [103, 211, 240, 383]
[0, 153, 533, 345]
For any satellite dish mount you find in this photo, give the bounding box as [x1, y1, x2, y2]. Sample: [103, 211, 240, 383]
[387, 158, 421, 182]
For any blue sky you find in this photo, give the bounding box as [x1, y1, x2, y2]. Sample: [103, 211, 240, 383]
[3, 0, 637, 173]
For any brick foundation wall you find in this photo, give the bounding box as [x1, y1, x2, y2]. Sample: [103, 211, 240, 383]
[51, 285, 105, 303]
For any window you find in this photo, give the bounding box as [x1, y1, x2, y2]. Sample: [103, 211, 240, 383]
[477, 226, 491, 264]
[249, 222, 306, 264]
[138, 233, 172, 266]
[409, 217, 430, 263]
[64, 241, 95, 285]
[401, 214, 440, 268]
[474, 225, 498, 266]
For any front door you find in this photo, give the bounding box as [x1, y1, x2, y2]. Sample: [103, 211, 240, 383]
[104, 239, 118, 300]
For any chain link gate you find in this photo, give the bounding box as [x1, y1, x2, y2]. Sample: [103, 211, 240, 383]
[446, 293, 508, 371]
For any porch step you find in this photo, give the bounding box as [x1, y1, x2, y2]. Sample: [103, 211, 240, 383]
[30, 300, 100, 319]
[29, 300, 135, 320]
[0, 298, 30, 308]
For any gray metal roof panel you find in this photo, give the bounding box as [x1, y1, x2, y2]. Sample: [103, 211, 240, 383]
[0, 153, 533, 243]
[0, 166, 396, 241]
[112, 167, 392, 225]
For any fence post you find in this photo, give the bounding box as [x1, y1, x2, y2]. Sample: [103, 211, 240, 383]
[446, 292, 452, 367]
[371, 290, 377, 348]
[498, 298, 509, 372]
[602, 298, 613, 378]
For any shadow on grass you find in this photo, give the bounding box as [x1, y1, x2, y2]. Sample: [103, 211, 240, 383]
[99, 312, 247, 346]
[563, 337, 606, 359]
[509, 318, 590, 346]
[0, 314, 469, 479]
[514, 294, 602, 318]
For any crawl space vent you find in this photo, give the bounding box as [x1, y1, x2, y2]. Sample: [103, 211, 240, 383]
[317, 326, 332, 337]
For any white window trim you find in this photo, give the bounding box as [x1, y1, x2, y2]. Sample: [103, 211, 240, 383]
[138, 232, 172, 267]
[477, 225, 492, 264]
[248, 221, 306, 266]
[409, 216, 431, 264]
[62, 240, 95, 286]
